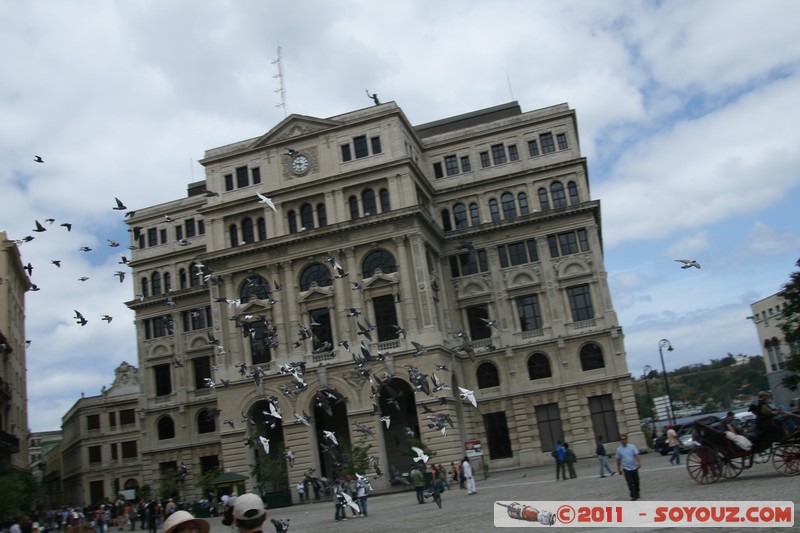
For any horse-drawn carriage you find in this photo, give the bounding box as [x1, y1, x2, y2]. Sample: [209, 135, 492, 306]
[685, 414, 800, 484]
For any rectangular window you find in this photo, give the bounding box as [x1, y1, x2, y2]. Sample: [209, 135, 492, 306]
[535, 403, 564, 452]
[508, 144, 519, 161]
[557, 133, 568, 150]
[193, 356, 212, 390]
[89, 480, 105, 504]
[526, 239, 539, 262]
[516, 295, 543, 331]
[466, 304, 491, 340]
[567, 285, 594, 322]
[547, 235, 560, 258]
[444, 155, 459, 176]
[308, 307, 334, 350]
[372, 294, 399, 342]
[160, 461, 177, 478]
[370, 136, 382, 154]
[549, 229, 589, 257]
[540, 133, 556, 153]
[558, 232, 579, 255]
[159, 229, 167, 245]
[121, 440, 138, 460]
[198, 219, 205, 235]
[491, 144, 507, 165]
[110, 442, 118, 460]
[185, 219, 196, 238]
[152, 317, 166, 338]
[460, 156, 471, 172]
[175, 226, 183, 241]
[479, 151, 490, 168]
[87, 414, 100, 431]
[498, 246, 509, 268]
[154, 364, 172, 396]
[577, 229, 589, 251]
[200, 455, 220, 474]
[340, 144, 352, 162]
[250, 320, 272, 365]
[353, 135, 369, 158]
[224, 174, 233, 191]
[88, 445, 102, 464]
[483, 412, 513, 459]
[109, 412, 116, 428]
[251, 167, 261, 185]
[147, 228, 158, 247]
[120, 409, 136, 426]
[528, 140, 539, 156]
[236, 166, 249, 188]
[508, 242, 527, 266]
[589, 395, 620, 442]
[433, 162, 443, 179]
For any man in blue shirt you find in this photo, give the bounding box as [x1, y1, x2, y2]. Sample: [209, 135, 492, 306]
[615, 434, 641, 500]
[554, 440, 567, 481]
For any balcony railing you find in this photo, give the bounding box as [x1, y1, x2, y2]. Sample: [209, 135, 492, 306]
[0, 430, 21, 453]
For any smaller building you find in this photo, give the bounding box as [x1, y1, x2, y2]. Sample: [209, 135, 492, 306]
[750, 293, 798, 407]
[29, 430, 63, 505]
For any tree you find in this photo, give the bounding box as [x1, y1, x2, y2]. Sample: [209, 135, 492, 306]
[779, 257, 800, 391]
[0, 469, 37, 522]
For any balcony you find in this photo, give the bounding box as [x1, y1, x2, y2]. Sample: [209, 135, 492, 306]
[0, 430, 20, 453]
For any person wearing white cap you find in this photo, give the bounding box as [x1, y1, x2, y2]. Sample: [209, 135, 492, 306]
[162, 511, 209, 533]
[233, 493, 268, 533]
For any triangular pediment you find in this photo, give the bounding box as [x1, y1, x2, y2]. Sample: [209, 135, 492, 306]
[250, 114, 344, 148]
[298, 284, 334, 303]
[363, 271, 399, 289]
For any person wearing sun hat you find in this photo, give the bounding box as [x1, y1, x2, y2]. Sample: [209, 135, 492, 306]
[233, 493, 268, 533]
[162, 511, 210, 533]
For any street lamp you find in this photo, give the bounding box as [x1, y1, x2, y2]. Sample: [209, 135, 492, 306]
[643, 364, 654, 424]
[658, 339, 676, 426]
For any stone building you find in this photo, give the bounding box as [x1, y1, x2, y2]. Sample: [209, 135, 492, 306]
[61, 362, 142, 504]
[750, 292, 798, 407]
[126, 101, 642, 501]
[0, 231, 30, 473]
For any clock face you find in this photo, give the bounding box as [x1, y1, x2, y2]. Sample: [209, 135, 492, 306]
[121, 373, 129, 383]
[292, 154, 310, 174]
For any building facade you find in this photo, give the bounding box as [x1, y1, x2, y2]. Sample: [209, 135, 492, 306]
[126, 101, 642, 501]
[29, 429, 63, 505]
[61, 362, 142, 505]
[750, 293, 798, 407]
[0, 231, 30, 472]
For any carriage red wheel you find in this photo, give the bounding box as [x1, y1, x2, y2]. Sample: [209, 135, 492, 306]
[773, 441, 800, 476]
[686, 446, 722, 484]
[718, 451, 745, 478]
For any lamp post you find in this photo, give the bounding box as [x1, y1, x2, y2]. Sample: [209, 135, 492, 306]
[658, 339, 676, 426]
[643, 364, 654, 424]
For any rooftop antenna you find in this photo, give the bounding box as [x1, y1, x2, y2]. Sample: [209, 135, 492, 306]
[506, 72, 515, 101]
[272, 43, 288, 117]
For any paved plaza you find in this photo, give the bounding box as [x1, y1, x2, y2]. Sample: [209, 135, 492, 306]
[200, 450, 798, 533]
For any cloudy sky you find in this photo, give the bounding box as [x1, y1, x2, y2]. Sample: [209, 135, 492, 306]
[2, 0, 799, 432]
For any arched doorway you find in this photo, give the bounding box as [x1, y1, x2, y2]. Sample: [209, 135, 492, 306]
[378, 378, 421, 476]
[313, 388, 350, 479]
[246, 399, 289, 505]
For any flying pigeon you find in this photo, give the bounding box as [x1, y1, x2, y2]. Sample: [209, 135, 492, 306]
[258, 436, 270, 454]
[354, 421, 375, 437]
[325, 256, 348, 278]
[50, 260, 61, 268]
[60, 223, 72, 231]
[411, 341, 428, 357]
[323, 430, 338, 446]
[223, 419, 235, 429]
[458, 386, 477, 407]
[101, 315, 113, 323]
[74, 310, 88, 326]
[270, 518, 290, 533]
[114, 271, 125, 283]
[78, 276, 89, 282]
[113, 197, 127, 210]
[675, 259, 701, 269]
[79, 246, 92, 252]
[24, 263, 33, 276]
[411, 446, 429, 464]
[256, 192, 277, 212]
[379, 415, 391, 428]
[294, 412, 311, 426]
[164, 215, 175, 223]
[284, 449, 295, 468]
[479, 317, 502, 330]
[33, 220, 47, 232]
[34, 155, 44, 163]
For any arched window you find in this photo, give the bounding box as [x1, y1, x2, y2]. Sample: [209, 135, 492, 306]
[257, 217, 266, 240]
[241, 276, 271, 301]
[299, 263, 332, 291]
[477, 362, 500, 389]
[538, 188, 550, 211]
[242, 217, 254, 244]
[163, 272, 171, 293]
[362, 189, 376, 216]
[157, 416, 175, 440]
[300, 203, 314, 230]
[453, 203, 468, 229]
[349, 195, 360, 220]
[151, 272, 162, 296]
[518, 192, 529, 215]
[501, 192, 517, 219]
[288, 210, 297, 233]
[141, 278, 149, 298]
[179, 268, 187, 290]
[229, 224, 239, 247]
[189, 262, 200, 288]
[363, 249, 397, 277]
[317, 203, 327, 227]
[441, 209, 452, 231]
[489, 199, 501, 222]
[527, 353, 552, 380]
[551, 182, 567, 208]
[469, 203, 480, 226]
[197, 410, 216, 434]
[579, 343, 605, 371]
[567, 181, 580, 205]
[379, 188, 390, 213]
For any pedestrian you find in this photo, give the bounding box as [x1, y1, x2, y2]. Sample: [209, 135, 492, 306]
[163, 510, 209, 533]
[564, 442, 578, 479]
[552, 440, 567, 481]
[615, 434, 642, 501]
[436, 463, 448, 491]
[333, 479, 348, 521]
[145, 501, 158, 533]
[295, 481, 305, 504]
[410, 465, 426, 504]
[355, 475, 372, 517]
[231, 493, 267, 533]
[596, 436, 616, 477]
[666, 425, 682, 465]
[461, 456, 477, 495]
